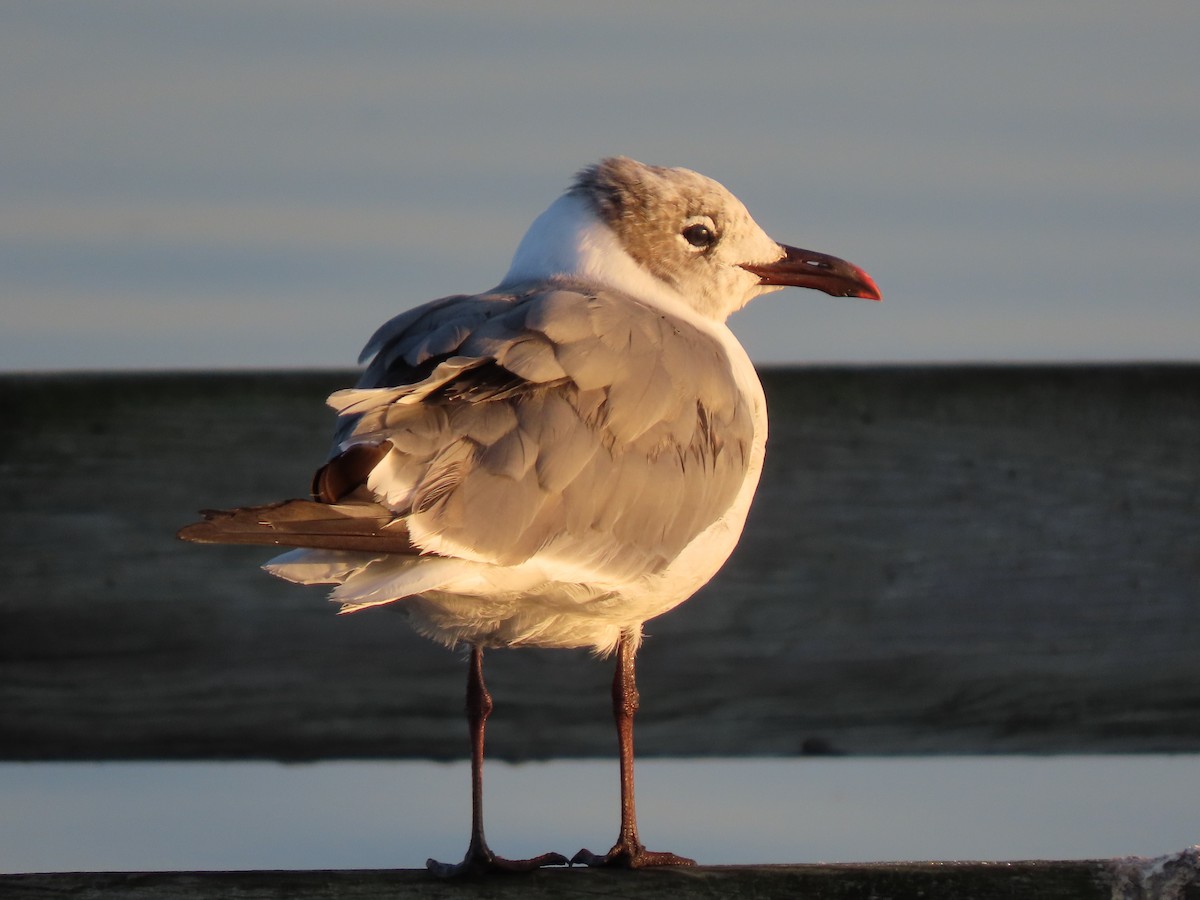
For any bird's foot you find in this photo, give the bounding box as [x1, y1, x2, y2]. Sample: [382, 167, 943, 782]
[571, 840, 696, 869]
[427, 846, 569, 878]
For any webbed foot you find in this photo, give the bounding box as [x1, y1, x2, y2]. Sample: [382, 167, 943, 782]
[571, 841, 695, 869]
[427, 847, 569, 877]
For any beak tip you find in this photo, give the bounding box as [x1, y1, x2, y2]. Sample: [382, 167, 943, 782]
[857, 279, 883, 302]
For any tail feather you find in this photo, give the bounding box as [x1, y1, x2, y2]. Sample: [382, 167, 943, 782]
[177, 499, 417, 554]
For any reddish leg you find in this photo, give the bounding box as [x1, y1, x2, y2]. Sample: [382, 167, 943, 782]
[427, 646, 568, 877]
[572, 631, 696, 868]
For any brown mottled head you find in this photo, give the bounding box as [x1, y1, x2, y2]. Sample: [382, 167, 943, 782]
[502, 156, 879, 322]
[577, 157, 879, 316]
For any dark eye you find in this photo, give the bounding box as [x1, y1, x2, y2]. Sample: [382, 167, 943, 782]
[682, 223, 717, 249]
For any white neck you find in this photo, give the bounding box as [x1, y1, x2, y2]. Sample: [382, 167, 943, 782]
[499, 193, 688, 312]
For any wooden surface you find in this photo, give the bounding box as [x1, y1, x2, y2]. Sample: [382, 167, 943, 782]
[0, 858, 1161, 900]
[2, 365, 1199, 760]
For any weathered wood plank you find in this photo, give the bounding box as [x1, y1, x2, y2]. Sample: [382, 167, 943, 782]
[2, 366, 1198, 760]
[0, 858, 1154, 900]
[4, 849, 1199, 898]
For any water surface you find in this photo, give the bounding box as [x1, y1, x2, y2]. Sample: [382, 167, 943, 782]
[3, 756, 1196, 872]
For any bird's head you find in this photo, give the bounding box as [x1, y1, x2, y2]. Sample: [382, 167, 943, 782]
[503, 156, 880, 321]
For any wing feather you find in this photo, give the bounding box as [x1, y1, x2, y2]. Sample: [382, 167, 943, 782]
[341, 286, 754, 581]
[184, 284, 756, 595]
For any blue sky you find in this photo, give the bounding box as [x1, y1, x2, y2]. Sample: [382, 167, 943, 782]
[2, 2, 1197, 370]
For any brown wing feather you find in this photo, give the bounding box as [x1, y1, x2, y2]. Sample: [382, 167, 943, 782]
[178, 499, 416, 554]
[312, 441, 393, 502]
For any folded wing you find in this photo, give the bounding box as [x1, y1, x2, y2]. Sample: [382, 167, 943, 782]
[181, 281, 754, 598]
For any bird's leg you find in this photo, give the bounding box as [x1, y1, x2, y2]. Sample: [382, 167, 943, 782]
[572, 631, 696, 868]
[427, 645, 568, 877]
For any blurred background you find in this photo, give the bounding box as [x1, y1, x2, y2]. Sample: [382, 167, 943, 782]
[2, 1, 1198, 875]
[2, 1, 1197, 371]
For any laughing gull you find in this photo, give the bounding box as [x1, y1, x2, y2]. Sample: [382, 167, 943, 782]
[180, 156, 880, 875]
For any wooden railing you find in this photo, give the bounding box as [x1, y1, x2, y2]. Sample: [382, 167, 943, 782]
[3, 365, 1197, 760]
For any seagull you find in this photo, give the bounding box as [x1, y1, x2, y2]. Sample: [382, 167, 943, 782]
[179, 157, 880, 875]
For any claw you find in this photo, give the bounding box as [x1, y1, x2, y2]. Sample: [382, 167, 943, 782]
[427, 849, 569, 877]
[571, 843, 695, 869]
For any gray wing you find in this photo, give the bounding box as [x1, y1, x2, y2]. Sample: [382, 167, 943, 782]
[326, 281, 755, 582]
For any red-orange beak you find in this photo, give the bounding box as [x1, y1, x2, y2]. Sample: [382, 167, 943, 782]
[742, 244, 882, 301]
